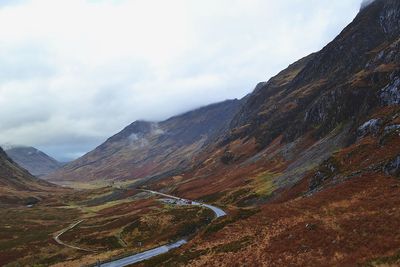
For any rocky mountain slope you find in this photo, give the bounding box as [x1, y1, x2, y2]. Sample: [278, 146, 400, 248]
[46, 99, 241, 183]
[143, 0, 400, 200]
[0, 147, 56, 204]
[5, 146, 62, 176]
[48, 1, 400, 196]
[132, 1, 400, 265]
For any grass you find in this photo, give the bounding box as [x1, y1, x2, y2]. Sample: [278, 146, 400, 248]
[365, 251, 400, 266]
[0, 204, 81, 266]
[120, 206, 214, 247]
[203, 208, 260, 237]
[212, 236, 253, 253]
[253, 171, 278, 196]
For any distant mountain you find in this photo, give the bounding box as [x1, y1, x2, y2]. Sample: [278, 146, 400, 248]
[46, 99, 242, 183]
[0, 147, 56, 204]
[5, 146, 62, 176]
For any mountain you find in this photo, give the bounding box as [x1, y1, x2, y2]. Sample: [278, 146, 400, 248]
[133, 1, 400, 265]
[48, 1, 400, 195]
[5, 146, 62, 176]
[143, 0, 400, 200]
[7, 1, 400, 266]
[0, 147, 57, 204]
[46, 99, 242, 183]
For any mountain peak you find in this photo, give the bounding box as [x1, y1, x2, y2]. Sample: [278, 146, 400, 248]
[360, 0, 400, 35]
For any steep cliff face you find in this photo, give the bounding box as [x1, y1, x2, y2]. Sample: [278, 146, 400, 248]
[47, 99, 242, 183]
[5, 146, 62, 176]
[227, 0, 400, 148]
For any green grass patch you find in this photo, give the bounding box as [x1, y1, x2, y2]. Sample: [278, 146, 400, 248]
[253, 171, 278, 196]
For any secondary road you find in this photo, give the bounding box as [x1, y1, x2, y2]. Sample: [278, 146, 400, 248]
[142, 189, 227, 218]
[98, 190, 226, 267]
[53, 220, 95, 252]
[100, 240, 187, 267]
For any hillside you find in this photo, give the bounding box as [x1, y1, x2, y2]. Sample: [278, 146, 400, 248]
[46, 99, 241, 183]
[2, 1, 400, 266]
[144, 0, 400, 201]
[131, 1, 400, 265]
[5, 146, 62, 176]
[0, 147, 57, 204]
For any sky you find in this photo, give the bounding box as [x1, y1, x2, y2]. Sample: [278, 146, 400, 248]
[0, 0, 366, 161]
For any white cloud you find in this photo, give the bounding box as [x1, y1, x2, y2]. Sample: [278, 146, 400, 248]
[0, 0, 363, 161]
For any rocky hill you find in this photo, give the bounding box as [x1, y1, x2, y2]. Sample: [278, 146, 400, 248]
[5, 146, 62, 176]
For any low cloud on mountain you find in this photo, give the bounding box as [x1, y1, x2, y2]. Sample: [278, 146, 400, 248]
[0, 0, 363, 161]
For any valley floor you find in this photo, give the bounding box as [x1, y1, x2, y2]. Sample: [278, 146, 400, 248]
[2, 171, 399, 267]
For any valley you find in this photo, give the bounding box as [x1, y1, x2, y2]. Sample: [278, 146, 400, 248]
[0, 185, 219, 266]
[1, 0, 400, 266]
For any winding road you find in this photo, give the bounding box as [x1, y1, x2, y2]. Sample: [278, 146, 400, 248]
[98, 190, 226, 267]
[143, 189, 227, 218]
[53, 190, 226, 266]
[53, 220, 95, 252]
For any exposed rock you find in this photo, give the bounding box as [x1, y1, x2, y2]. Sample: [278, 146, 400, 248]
[378, 0, 400, 36]
[379, 76, 400, 105]
[309, 159, 338, 191]
[384, 155, 400, 177]
[357, 119, 382, 137]
[384, 124, 400, 134]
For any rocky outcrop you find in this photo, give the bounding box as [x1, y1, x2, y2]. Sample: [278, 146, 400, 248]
[358, 119, 382, 137]
[384, 124, 400, 134]
[309, 159, 339, 192]
[379, 75, 400, 105]
[384, 155, 400, 177]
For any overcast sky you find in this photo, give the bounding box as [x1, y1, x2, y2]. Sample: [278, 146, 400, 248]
[0, 0, 365, 161]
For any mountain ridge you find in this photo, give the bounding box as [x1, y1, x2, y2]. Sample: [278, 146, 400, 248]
[5, 146, 63, 176]
[0, 146, 57, 204]
[46, 99, 242, 183]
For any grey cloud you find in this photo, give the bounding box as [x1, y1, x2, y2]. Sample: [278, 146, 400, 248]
[0, 0, 364, 161]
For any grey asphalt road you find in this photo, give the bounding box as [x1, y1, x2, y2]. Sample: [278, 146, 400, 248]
[97, 190, 226, 267]
[100, 240, 187, 267]
[144, 189, 227, 218]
